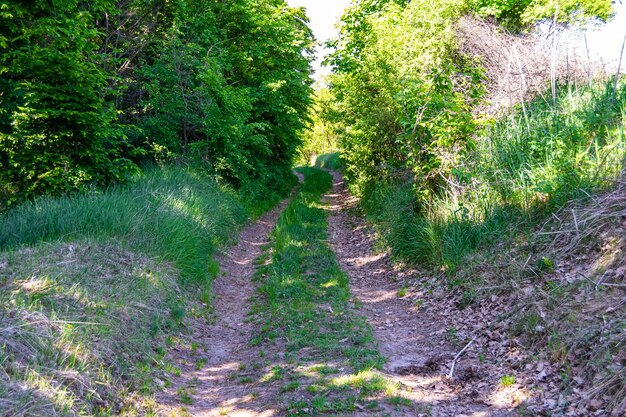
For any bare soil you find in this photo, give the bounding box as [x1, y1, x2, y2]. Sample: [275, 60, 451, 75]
[324, 171, 524, 417]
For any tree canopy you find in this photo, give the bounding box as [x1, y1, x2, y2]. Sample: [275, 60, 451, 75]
[0, 0, 314, 208]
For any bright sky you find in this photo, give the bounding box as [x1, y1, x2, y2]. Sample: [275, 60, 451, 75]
[286, 0, 352, 79]
[584, 1, 626, 69]
[286, 0, 626, 80]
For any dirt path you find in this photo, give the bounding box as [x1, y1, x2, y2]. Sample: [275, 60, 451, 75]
[156, 194, 293, 416]
[323, 171, 522, 417]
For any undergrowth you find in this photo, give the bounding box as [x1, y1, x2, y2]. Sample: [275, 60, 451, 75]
[0, 165, 293, 284]
[313, 152, 343, 171]
[249, 167, 414, 414]
[452, 179, 626, 414]
[359, 81, 626, 270]
[346, 80, 626, 415]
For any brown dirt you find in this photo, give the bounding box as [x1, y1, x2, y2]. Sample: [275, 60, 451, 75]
[324, 171, 524, 417]
[156, 195, 292, 416]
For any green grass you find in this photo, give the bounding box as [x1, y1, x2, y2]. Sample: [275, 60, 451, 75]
[360, 81, 626, 271]
[0, 240, 180, 415]
[0, 164, 294, 416]
[0, 165, 293, 284]
[313, 152, 343, 171]
[250, 167, 412, 414]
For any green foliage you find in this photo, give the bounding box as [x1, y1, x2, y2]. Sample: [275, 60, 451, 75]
[360, 81, 626, 269]
[326, 0, 485, 200]
[298, 87, 341, 164]
[322, 0, 623, 272]
[314, 152, 344, 170]
[0, 0, 314, 209]
[500, 374, 516, 387]
[137, 0, 315, 189]
[0, 0, 137, 208]
[469, 0, 613, 31]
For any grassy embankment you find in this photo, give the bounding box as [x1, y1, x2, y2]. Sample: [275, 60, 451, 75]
[361, 81, 626, 269]
[312, 152, 343, 171]
[334, 80, 626, 413]
[0, 165, 295, 416]
[245, 167, 416, 415]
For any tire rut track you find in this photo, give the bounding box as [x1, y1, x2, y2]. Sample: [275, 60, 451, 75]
[323, 170, 518, 417]
[156, 195, 293, 417]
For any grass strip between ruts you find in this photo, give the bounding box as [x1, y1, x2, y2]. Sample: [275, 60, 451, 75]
[249, 167, 414, 415]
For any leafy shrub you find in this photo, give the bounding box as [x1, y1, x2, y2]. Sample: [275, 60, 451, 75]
[326, 0, 485, 200]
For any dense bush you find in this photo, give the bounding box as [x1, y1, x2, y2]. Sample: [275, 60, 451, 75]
[325, 0, 485, 202]
[323, 0, 614, 201]
[0, 0, 314, 209]
[318, 0, 619, 269]
[0, 0, 136, 207]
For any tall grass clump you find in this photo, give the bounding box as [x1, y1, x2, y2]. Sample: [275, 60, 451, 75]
[313, 152, 344, 171]
[362, 80, 626, 269]
[0, 165, 292, 284]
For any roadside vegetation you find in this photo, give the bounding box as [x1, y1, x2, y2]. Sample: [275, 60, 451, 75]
[2, 0, 625, 414]
[308, 0, 625, 413]
[1, 0, 312, 414]
[361, 81, 626, 268]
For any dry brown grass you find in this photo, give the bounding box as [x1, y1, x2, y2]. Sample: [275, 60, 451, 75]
[448, 176, 626, 415]
[457, 16, 607, 114]
[0, 240, 184, 416]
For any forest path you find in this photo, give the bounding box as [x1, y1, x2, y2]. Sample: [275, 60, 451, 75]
[323, 171, 519, 417]
[155, 170, 525, 416]
[155, 190, 296, 416]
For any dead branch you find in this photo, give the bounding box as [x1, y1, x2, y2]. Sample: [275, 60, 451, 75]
[448, 336, 477, 378]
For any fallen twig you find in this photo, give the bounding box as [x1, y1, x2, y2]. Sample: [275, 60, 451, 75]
[448, 336, 477, 378]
